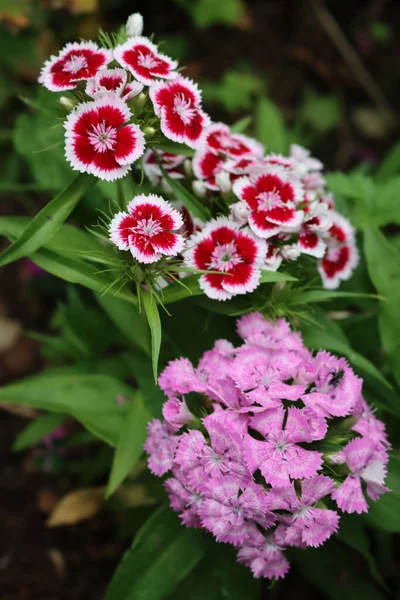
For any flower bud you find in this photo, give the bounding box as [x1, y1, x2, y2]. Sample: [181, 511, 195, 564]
[143, 126, 156, 138]
[131, 264, 145, 282]
[183, 159, 193, 178]
[59, 96, 75, 110]
[230, 201, 250, 226]
[126, 13, 144, 37]
[135, 92, 147, 110]
[192, 180, 206, 198]
[281, 244, 301, 260]
[215, 171, 231, 194]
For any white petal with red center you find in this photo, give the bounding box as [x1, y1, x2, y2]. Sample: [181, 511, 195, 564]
[39, 41, 112, 92]
[114, 36, 178, 85]
[160, 105, 211, 149]
[149, 77, 202, 117]
[298, 232, 326, 258]
[199, 274, 234, 301]
[248, 212, 282, 239]
[114, 123, 145, 165]
[127, 194, 184, 230]
[86, 68, 127, 98]
[109, 211, 132, 250]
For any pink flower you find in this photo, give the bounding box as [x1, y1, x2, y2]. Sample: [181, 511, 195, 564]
[165, 471, 203, 528]
[162, 398, 193, 429]
[150, 77, 210, 148]
[232, 165, 304, 238]
[332, 437, 389, 514]
[265, 476, 340, 547]
[109, 194, 185, 263]
[144, 419, 177, 476]
[175, 417, 251, 489]
[236, 313, 306, 355]
[158, 357, 207, 397]
[199, 478, 275, 545]
[39, 41, 112, 92]
[85, 67, 143, 101]
[64, 96, 145, 181]
[184, 218, 266, 301]
[231, 346, 306, 408]
[114, 36, 178, 85]
[301, 350, 362, 418]
[237, 526, 290, 580]
[245, 407, 323, 486]
[318, 212, 359, 290]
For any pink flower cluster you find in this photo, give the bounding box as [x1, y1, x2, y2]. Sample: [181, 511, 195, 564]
[145, 313, 390, 580]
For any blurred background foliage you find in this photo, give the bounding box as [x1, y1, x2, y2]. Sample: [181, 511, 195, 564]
[1, 1, 400, 598]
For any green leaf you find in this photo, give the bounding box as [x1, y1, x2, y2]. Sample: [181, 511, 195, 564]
[338, 515, 386, 588]
[0, 173, 95, 267]
[376, 139, 400, 181]
[364, 227, 400, 386]
[259, 270, 298, 283]
[153, 141, 194, 157]
[301, 308, 393, 393]
[12, 413, 66, 452]
[106, 391, 150, 497]
[294, 289, 381, 304]
[162, 275, 202, 305]
[230, 115, 252, 134]
[299, 88, 342, 134]
[126, 353, 166, 418]
[159, 165, 211, 222]
[371, 178, 400, 226]
[24, 247, 137, 306]
[176, 0, 245, 28]
[96, 293, 151, 356]
[0, 216, 110, 258]
[365, 455, 400, 532]
[106, 503, 204, 600]
[256, 96, 288, 154]
[291, 540, 384, 600]
[0, 374, 132, 447]
[142, 290, 162, 383]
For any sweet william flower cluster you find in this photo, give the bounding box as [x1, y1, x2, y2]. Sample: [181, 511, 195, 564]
[145, 313, 390, 580]
[38, 13, 358, 292]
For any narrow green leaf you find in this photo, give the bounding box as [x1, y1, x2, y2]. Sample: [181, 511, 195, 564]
[295, 289, 381, 304]
[142, 290, 162, 383]
[0, 374, 131, 447]
[106, 503, 205, 600]
[12, 412, 66, 452]
[364, 227, 400, 387]
[106, 391, 150, 497]
[230, 115, 252, 133]
[376, 139, 400, 181]
[153, 141, 194, 157]
[159, 165, 211, 222]
[0, 173, 95, 267]
[96, 293, 151, 356]
[26, 247, 137, 306]
[259, 270, 298, 283]
[126, 353, 166, 418]
[256, 96, 288, 154]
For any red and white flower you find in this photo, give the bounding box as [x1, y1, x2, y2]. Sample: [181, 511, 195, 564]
[184, 218, 266, 301]
[39, 41, 112, 92]
[193, 123, 263, 191]
[297, 202, 332, 258]
[318, 212, 359, 289]
[114, 36, 178, 85]
[109, 194, 185, 263]
[143, 149, 186, 186]
[150, 77, 211, 149]
[232, 165, 304, 239]
[64, 96, 145, 181]
[85, 68, 143, 101]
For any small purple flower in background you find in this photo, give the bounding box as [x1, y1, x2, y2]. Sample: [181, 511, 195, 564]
[144, 312, 390, 580]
